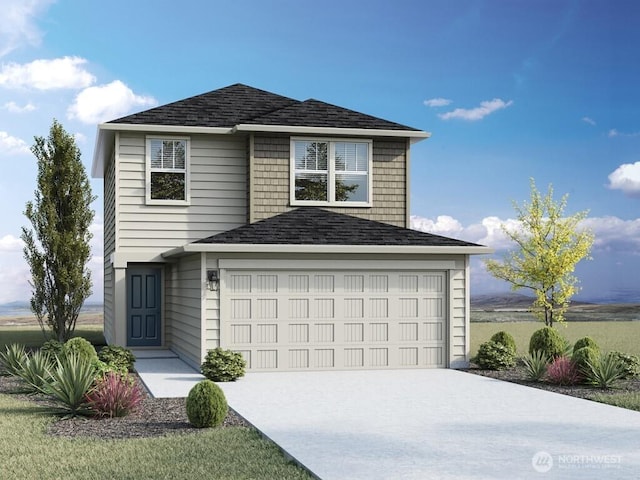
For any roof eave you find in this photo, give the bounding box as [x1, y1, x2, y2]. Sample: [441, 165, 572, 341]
[233, 123, 431, 141]
[91, 123, 236, 178]
[163, 243, 493, 258]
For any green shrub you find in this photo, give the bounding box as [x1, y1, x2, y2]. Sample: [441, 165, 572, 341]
[472, 341, 515, 370]
[490, 331, 517, 354]
[43, 352, 96, 418]
[571, 346, 600, 379]
[0, 343, 27, 377]
[573, 336, 599, 354]
[98, 345, 136, 372]
[15, 350, 53, 394]
[528, 327, 566, 359]
[40, 339, 64, 358]
[522, 350, 549, 381]
[63, 337, 98, 364]
[608, 351, 640, 379]
[186, 379, 228, 428]
[201, 348, 246, 382]
[586, 353, 626, 389]
[92, 358, 126, 379]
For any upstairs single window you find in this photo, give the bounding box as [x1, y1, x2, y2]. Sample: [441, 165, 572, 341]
[146, 137, 190, 204]
[291, 138, 371, 206]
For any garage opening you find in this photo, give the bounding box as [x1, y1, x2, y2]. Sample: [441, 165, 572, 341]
[221, 270, 447, 371]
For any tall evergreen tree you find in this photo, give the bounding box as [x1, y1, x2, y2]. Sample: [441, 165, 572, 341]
[21, 120, 96, 341]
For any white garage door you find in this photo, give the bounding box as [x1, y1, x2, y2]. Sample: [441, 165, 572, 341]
[222, 270, 447, 371]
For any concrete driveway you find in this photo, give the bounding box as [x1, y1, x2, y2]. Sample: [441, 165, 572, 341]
[217, 369, 640, 480]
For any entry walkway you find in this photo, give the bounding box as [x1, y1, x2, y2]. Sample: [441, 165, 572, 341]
[135, 355, 640, 480]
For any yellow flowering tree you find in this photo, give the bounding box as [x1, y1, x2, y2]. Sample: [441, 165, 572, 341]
[485, 179, 594, 327]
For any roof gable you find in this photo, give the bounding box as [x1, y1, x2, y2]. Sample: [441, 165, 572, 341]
[194, 208, 482, 248]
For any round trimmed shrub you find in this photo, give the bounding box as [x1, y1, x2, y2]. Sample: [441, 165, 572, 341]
[201, 348, 246, 382]
[490, 331, 517, 354]
[573, 336, 599, 354]
[528, 327, 565, 359]
[473, 341, 516, 370]
[186, 379, 228, 428]
[571, 346, 600, 378]
[63, 337, 98, 364]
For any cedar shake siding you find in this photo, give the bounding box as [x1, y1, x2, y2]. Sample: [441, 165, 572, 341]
[250, 135, 408, 227]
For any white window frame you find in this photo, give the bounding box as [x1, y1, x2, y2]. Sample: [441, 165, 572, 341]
[290, 137, 373, 207]
[145, 136, 191, 205]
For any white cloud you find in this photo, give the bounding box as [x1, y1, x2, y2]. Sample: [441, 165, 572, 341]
[74, 132, 87, 144]
[0, 0, 53, 57]
[0, 56, 95, 90]
[0, 131, 30, 155]
[410, 214, 517, 250]
[424, 97, 452, 108]
[607, 161, 640, 198]
[0, 234, 23, 252]
[608, 128, 640, 138]
[582, 116, 596, 126]
[67, 80, 157, 124]
[3, 100, 36, 113]
[582, 216, 640, 254]
[438, 98, 513, 121]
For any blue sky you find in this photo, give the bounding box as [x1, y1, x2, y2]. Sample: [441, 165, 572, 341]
[0, 0, 639, 303]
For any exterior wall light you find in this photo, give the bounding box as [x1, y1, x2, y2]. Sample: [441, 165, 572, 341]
[207, 270, 219, 291]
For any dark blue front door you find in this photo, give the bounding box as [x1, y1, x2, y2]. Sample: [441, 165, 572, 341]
[127, 267, 161, 347]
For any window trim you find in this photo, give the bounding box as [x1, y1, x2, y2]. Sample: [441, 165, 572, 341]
[145, 136, 191, 206]
[290, 137, 373, 207]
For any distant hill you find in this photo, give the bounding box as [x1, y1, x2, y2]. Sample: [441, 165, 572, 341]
[471, 293, 593, 310]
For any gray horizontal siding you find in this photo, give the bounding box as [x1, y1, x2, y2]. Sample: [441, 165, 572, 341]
[116, 133, 247, 254]
[165, 255, 203, 369]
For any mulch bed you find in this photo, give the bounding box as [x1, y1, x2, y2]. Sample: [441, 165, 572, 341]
[0, 374, 250, 440]
[4, 366, 638, 441]
[465, 364, 640, 399]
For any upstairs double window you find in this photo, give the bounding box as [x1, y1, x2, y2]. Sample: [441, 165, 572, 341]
[146, 137, 190, 204]
[291, 138, 372, 206]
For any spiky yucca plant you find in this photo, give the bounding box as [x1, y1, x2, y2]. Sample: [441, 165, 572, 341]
[0, 343, 27, 377]
[44, 352, 96, 418]
[15, 350, 53, 394]
[522, 350, 549, 382]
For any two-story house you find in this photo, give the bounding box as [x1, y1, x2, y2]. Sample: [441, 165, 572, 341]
[91, 83, 490, 371]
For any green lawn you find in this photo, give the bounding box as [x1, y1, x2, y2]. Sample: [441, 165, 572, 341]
[0, 325, 105, 349]
[470, 321, 640, 357]
[0, 393, 310, 480]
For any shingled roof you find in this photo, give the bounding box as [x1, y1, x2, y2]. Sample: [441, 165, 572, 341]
[108, 83, 420, 131]
[109, 84, 299, 127]
[194, 208, 482, 248]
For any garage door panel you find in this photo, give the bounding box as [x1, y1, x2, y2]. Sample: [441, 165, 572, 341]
[314, 323, 335, 342]
[289, 324, 309, 342]
[231, 299, 251, 319]
[289, 298, 309, 318]
[290, 349, 309, 368]
[255, 350, 278, 369]
[232, 324, 251, 344]
[224, 270, 447, 371]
